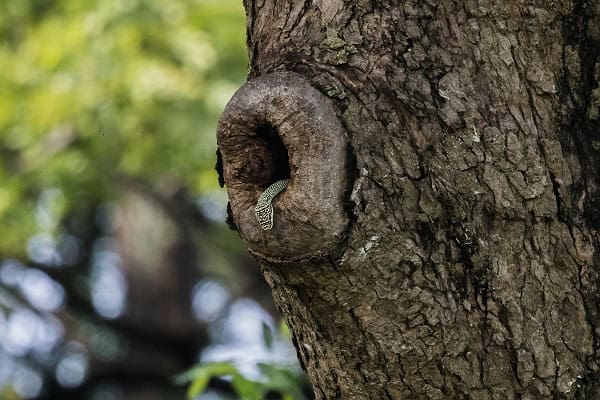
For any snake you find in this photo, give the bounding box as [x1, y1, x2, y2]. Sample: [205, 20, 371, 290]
[255, 179, 289, 230]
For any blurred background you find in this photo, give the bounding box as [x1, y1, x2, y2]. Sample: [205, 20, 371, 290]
[0, 0, 310, 399]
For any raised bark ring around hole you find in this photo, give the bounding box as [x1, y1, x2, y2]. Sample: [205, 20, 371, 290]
[217, 72, 348, 261]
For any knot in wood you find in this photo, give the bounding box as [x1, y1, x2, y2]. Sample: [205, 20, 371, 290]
[217, 72, 348, 261]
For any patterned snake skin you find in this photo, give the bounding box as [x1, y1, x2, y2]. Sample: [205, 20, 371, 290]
[255, 179, 289, 230]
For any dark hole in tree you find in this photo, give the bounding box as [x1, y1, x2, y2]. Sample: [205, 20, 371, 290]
[256, 123, 290, 184]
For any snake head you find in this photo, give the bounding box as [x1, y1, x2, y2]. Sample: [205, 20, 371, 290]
[255, 179, 289, 231]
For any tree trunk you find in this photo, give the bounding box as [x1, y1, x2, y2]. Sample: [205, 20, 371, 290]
[224, 1, 600, 398]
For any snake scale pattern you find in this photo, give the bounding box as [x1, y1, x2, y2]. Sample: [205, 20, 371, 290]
[255, 179, 289, 230]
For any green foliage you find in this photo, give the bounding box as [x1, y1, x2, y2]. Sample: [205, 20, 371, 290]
[0, 386, 19, 400]
[175, 361, 306, 400]
[176, 322, 307, 399]
[0, 0, 247, 257]
[262, 321, 274, 350]
[0, 3, 312, 398]
[257, 362, 306, 400]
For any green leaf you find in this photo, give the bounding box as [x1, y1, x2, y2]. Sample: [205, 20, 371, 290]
[279, 319, 292, 339]
[258, 363, 305, 400]
[174, 362, 238, 384]
[262, 321, 274, 350]
[175, 362, 271, 400]
[187, 372, 210, 399]
[231, 372, 263, 400]
[174, 362, 241, 399]
[173, 366, 203, 385]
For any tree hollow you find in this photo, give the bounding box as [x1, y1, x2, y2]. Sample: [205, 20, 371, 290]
[217, 72, 349, 261]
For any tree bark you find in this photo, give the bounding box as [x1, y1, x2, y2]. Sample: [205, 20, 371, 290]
[227, 1, 600, 398]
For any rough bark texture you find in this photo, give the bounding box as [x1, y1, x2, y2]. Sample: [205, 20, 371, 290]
[225, 0, 600, 398]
